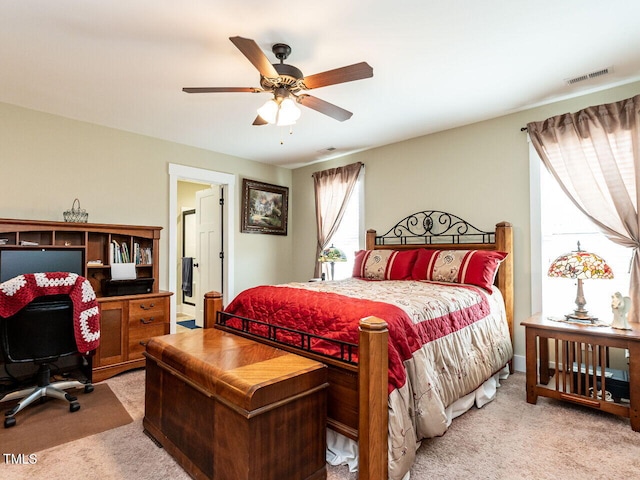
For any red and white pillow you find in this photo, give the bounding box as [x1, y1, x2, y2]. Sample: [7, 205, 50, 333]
[411, 249, 508, 291]
[352, 249, 417, 280]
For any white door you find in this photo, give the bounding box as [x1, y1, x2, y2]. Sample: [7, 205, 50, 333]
[194, 186, 222, 327]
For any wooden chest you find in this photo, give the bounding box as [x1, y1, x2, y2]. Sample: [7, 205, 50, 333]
[143, 328, 328, 480]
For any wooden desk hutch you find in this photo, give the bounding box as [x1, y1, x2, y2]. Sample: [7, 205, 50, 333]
[0, 218, 171, 382]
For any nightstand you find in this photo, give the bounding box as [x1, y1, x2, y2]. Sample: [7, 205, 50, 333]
[522, 313, 640, 431]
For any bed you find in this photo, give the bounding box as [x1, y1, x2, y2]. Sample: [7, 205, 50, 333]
[204, 211, 514, 480]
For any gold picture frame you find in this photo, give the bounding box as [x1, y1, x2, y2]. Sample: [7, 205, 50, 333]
[241, 179, 289, 235]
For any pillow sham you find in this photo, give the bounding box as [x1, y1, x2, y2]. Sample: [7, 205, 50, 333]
[411, 249, 508, 291]
[352, 249, 418, 281]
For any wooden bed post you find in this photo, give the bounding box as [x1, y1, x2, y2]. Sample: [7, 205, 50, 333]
[494, 223, 513, 339]
[365, 229, 377, 251]
[495, 222, 514, 370]
[358, 316, 389, 480]
[203, 291, 223, 328]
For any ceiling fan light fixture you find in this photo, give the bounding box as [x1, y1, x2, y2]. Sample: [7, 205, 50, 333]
[257, 99, 279, 124]
[257, 96, 301, 126]
[276, 97, 301, 126]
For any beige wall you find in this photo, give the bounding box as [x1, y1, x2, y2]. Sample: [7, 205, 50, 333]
[291, 80, 640, 363]
[3, 79, 639, 363]
[0, 102, 293, 295]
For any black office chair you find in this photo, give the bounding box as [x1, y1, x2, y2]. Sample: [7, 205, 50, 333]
[1, 294, 94, 428]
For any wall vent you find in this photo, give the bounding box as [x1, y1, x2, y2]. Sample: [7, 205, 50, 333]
[565, 66, 613, 85]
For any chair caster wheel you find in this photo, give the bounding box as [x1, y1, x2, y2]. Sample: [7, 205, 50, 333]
[70, 401, 81, 413]
[4, 417, 16, 428]
[84, 384, 94, 394]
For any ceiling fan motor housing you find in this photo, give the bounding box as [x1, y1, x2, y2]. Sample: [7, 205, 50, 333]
[258, 43, 303, 92]
[260, 62, 304, 92]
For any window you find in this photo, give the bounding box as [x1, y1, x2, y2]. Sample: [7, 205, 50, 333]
[537, 152, 633, 319]
[323, 175, 364, 280]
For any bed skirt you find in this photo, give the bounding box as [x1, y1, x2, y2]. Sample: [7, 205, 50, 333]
[326, 367, 510, 480]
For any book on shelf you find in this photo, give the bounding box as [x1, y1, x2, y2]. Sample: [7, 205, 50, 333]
[20, 240, 39, 246]
[110, 239, 131, 264]
[111, 240, 151, 265]
[133, 242, 152, 265]
[122, 242, 130, 263]
[0, 238, 8, 245]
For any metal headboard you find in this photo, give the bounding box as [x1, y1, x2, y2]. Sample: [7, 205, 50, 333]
[375, 210, 495, 246]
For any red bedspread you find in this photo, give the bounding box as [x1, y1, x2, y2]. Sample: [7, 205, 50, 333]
[224, 283, 491, 392]
[0, 272, 101, 354]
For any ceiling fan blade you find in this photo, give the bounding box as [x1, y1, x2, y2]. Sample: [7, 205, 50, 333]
[297, 95, 353, 122]
[301, 62, 373, 90]
[252, 115, 268, 126]
[229, 36, 279, 79]
[182, 87, 262, 93]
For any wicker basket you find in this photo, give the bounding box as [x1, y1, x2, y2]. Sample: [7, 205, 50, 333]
[63, 198, 88, 223]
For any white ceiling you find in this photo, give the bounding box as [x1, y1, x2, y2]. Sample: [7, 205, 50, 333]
[2, 1, 640, 168]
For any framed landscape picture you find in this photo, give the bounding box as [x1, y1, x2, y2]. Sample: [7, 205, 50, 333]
[241, 179, 289, 235]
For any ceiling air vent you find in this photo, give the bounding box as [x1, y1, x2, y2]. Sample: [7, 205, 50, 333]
[317, 146, 337, 154]
[565, 66, 613, 85]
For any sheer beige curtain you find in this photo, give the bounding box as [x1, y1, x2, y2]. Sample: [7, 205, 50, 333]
[312, 162, 363, 278]
[527, 94, 640, 321]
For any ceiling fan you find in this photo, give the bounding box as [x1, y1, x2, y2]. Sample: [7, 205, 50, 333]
[183, 36, 373, 126]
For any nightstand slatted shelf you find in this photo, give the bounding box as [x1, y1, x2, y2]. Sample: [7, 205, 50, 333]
[522, 313, 640, 431]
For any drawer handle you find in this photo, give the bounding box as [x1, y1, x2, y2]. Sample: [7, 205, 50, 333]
[140, 317, 155, 325]
[140, 303, 155, 310]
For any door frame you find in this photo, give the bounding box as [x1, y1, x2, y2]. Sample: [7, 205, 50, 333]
[169, 163, 235, 333]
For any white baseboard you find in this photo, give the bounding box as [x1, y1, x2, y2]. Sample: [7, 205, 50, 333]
[179, 304, 196, 317]
[512, 354, 526, 373]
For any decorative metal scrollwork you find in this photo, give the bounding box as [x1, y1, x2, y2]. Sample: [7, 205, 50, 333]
[376, 211, 494, 245]
[216, 311, 358, 365]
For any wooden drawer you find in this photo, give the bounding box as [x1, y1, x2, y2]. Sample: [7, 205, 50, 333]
[128, 296, 169, 360]
[129, 297, 169, 360]
[129, 321, 166, 360]
[129, 297, 165, 323]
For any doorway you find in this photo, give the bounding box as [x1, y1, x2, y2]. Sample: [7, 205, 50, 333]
[168, 164, 236, 333]
[177, 181, 222, 327]
[181, 208, 196, 315]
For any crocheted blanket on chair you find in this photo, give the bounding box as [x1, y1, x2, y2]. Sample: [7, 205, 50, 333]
[0, 272, 101, 354]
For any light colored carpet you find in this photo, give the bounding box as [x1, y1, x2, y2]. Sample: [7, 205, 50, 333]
[3, 370, 640, 479]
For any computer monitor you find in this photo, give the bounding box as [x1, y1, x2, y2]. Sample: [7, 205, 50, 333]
[0, 249, 84, 283]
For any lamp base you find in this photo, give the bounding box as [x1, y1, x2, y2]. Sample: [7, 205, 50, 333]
[565, 312, 598, 324]
[567, 279, 597, 323]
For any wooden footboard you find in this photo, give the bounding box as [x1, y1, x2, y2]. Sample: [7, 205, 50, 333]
[204, 291, 389, 480]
